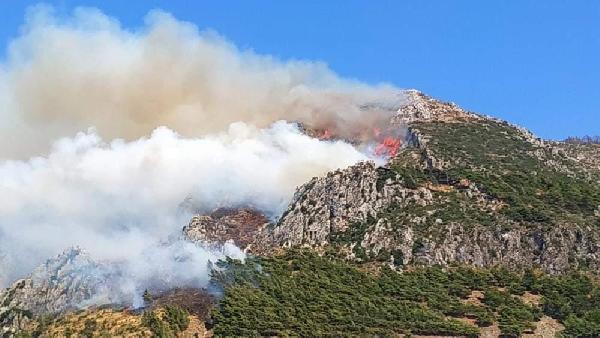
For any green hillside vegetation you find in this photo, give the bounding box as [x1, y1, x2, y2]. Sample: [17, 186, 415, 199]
[210, 250, 599, 337]
[411, 120, 600, 225]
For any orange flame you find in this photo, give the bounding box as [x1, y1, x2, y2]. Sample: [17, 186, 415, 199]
[375, 136, 401, 158]
[310, 124, 402, 160]
[318, 128, 333, 140]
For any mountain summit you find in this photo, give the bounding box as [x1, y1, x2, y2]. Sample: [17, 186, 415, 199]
[252, 91, 599, 273]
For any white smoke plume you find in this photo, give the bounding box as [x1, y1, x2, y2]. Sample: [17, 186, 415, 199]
[0, 5, 405, 302]
[0, 122, 384, 291]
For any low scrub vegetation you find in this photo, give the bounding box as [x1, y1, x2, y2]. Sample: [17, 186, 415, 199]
[564, 136, 600, 144]
[408, 121, 600, 226]
[210, 250, 599, 337]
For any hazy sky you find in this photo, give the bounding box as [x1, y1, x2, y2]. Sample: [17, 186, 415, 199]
[1, 1, 598, 140]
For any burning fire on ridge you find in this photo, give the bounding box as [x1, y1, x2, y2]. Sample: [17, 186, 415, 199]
[309, 124, 404, 160]
[375, 136, 402, 158]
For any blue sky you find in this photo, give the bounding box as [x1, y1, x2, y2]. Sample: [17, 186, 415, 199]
[1, 1, 598, 140]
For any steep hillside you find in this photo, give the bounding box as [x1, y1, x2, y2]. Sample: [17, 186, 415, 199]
[211, 250, 598, 337]
[2, 284, 212, 337]
[254, 91, 600, 273]
[3, 90, 599, 337]
[0, 248, 115, 335]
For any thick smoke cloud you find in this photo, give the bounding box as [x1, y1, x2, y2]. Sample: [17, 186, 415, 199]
[0, 5, 403, 159]
[0, 122, 381, 289]
[0, 5, 405, 300]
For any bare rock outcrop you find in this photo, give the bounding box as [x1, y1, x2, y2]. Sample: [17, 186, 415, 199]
[394, 90, 479, 124]
[255, 162, 431, 248]
[183, 208, 269, 249]
[361, 217, 599, 274]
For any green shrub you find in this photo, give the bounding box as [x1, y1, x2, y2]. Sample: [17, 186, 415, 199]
[142, 310, 174, 338]
[81, 318, 96, 337]
[562, 310, 600, 337]
[163, 305, 190, 333]
[143, 289, 153, 304]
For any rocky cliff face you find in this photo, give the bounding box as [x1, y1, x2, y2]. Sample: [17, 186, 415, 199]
[254, 91, 600, 273]
[254, 162, 414, 248]
[254, 161, 599, 273]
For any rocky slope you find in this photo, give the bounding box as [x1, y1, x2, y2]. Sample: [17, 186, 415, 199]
[183, 207, 269, 249]
[254, 91, 600, 273]
[0, 248, 112, 335]
[0, 249, 215, 336]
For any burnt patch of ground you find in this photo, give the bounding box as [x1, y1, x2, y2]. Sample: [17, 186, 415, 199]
[150, 288, 215, 320]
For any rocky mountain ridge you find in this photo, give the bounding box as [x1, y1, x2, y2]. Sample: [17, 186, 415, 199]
[1, 89, 599, 336]
[253, 91, 600, 273]
[0, 248, 112, 335]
